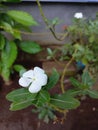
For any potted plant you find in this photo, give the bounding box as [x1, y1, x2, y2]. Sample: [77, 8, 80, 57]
[1, 0, 98, 129]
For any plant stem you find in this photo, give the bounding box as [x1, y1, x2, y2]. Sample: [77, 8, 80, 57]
[48, 103, 68, 124]
[60, 49, 77, 93]
[0, 25, 65, 36]
[49, 103, 68, 113]
[60, 57, 74, 93]
[52, 56, 65, 66]
[36, 0, 68, 41]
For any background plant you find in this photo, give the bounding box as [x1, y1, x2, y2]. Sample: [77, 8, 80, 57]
[0, 0, 41, 84]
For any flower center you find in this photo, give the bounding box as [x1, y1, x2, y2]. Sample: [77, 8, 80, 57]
[32, 77, 36, 81]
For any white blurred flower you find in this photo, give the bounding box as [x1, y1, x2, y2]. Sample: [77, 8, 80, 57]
[74, 12, 83, 19]
[19, 67, 48, 93]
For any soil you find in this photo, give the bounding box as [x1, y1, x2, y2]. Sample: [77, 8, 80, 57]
[0, 48, 98, 130]
[0, 72, 98, 130]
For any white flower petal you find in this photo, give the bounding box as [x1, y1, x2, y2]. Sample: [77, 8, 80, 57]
[74, 12, 83, 19]
[29, 82, 42, 93]
[19, 67, 48, 90]
[34, 67, 45, 75]
[19, 77, 31, 87]
[23, 70, 34, 78]
[36, 73, 48, 86]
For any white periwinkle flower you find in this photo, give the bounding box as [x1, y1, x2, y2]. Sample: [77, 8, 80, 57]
[19, 67, 48, 93]
[74, 12, 83, 19]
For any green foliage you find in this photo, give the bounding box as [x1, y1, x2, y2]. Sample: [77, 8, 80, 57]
[1, 41, 17, 68]
[47, 48, 57, 60]
[50, 93, 80, 109]
[19, 41, 42, 54]
[1, 21, 21, 39]
[70, 71, 98, 99]
[7, 10, 38, 26]
[60, 43, 74, 61]
[86, 90, 98, 99]
[13, 64, 26, 73]
[45, 69, 60, 90]
[6, 70, 59, 110]
[82, 71, 94, 88]
[36, 90, 50, 106]
[0, 40, 17, 82]
[73, 44, 94, 64]
[6, 88, 35, 102]
[6, 88, 37, 111]
[63, 89, 81, 97]
[38, 107, 55, 123]
[48, 17, 63, 29]
[70, 77, 82, 88]
[32, 105, 56, 123]
[0, 34, 5, 50]
[6, 69, 59, 122]
[13, 64, 27, 76]
[0, 2, 41, 83]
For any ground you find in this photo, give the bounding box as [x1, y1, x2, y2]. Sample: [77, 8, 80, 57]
[0, 73, 98, 130]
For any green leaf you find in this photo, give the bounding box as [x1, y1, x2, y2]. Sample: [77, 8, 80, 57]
[0, 34, 5, 50]
[14, 23, 32, 32]
[12, 28, 21, 40]
[64, 89, 82, 97]
[52, 17, 61, 25]
[1, 40, 17, 81]
[36, 90, 50, 106]
[6, 88, 37, 102]
[70, 77, 82, 88]
[87, 90, 98, 99]
[38, 109, 48, 120]
[74, 44, 84, 52]
[13, 64, 26, 72]
[6, 88, 37, 111]
[82, 71, 94, 87]
[45, 69, 60, 90]
[47, 48, 53, 55]
[1, 22, 21, 39]
[1, 40, 17, 68]
[10, 99, 34, 111]
[13, 64, 26, 76]
[19, 41, 42, 54]
[1, 68, 10, 82]
[50, 93, 80, 109]
[1, 21, 14, 34]
[7, 10, 38, 26]
[48, 110, 55, 120]
[89, 35, 95, 43]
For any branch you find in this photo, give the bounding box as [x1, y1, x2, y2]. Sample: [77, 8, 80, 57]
[36, 0, 68, 41]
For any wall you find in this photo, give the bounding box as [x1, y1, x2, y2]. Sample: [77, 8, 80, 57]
[7, 2, 98, 44]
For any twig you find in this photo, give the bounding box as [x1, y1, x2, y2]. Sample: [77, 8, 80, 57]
[0, 25, 65, 36]
[36, 0, 68, 41]
[60, 49, 77, 93]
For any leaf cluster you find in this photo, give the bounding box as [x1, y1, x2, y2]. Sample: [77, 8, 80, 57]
[0, 2, 41, 83]
[6, 69, 88, 122]
[47, 15, 98, 80]
[6, 68, 98, 123]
